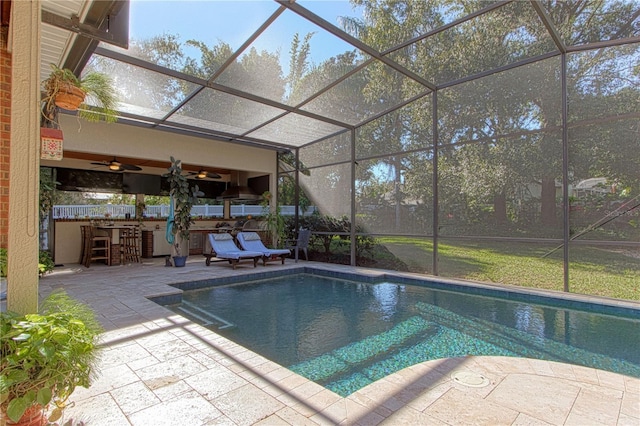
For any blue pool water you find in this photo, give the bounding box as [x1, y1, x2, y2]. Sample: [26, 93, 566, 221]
[164, 271, 640, 397]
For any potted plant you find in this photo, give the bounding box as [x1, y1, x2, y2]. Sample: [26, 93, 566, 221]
[41, 64, 119, 127]
[260, 191, 286, 247]
[0, 291, 102, 425]
[164, 157, 202, 267]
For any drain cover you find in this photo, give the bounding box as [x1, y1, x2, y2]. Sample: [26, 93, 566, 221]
[451, 371, 490, 388]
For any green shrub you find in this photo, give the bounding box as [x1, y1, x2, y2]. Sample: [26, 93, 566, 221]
[0, 291, 102, 423]
[0, 249, 54, 277]
[0, 248, 6, 278]
[39, 251, 55, 276]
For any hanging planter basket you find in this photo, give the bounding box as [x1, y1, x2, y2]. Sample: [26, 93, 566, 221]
[54, 83, 86, 111]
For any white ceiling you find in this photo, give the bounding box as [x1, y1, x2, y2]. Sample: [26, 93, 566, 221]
[40, 1, 87, 82]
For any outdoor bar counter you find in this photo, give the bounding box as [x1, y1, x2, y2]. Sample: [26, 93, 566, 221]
[52, 219, 255, 265]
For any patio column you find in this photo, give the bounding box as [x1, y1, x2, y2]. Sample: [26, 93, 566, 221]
[7, 0, 40, 314]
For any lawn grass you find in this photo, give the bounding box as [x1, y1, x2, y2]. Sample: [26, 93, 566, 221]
[375, 236, 640, 301]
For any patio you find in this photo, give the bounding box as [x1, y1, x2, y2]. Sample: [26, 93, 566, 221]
[38, 259, 639, 425]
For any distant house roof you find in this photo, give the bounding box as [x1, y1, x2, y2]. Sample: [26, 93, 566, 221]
[574, 178, 610, 194]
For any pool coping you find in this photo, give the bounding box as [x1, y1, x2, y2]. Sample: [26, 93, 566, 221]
[149, 264, 640, 319]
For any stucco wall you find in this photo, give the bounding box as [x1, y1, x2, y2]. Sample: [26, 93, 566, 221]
[57, 115, 277, 175]
[0, 26, 10, 249]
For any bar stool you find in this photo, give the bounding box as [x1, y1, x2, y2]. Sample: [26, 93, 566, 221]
[81, 225, 110, 268]
[120, 226, 141, 264]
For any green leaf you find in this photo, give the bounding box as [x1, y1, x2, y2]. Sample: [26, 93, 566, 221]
[38, 342, 57, 359]
[36, 387, 52, 406]
[6, 397, 29, 422]
[7, 370, 29, 383]
[12, 332, 32, 341]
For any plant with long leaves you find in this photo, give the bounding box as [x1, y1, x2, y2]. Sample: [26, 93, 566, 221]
[164, 156, 203, 256]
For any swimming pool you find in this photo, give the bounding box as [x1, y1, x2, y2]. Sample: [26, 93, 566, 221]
[158, 268, 640, 397]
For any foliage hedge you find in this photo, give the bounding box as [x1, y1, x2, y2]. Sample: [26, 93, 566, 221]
[0, 249, 55, 278]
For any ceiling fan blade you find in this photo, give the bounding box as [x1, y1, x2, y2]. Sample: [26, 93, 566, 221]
[189, 170, 221, 179]
[90, 162, 108, 166]
[120, 163, 142, 171]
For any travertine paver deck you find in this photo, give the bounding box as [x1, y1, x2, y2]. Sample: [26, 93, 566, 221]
[32, 258, 640, 425]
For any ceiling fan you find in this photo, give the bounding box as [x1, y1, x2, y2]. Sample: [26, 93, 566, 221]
[90, 157, 142, 172]
[186, 170, 221, 179]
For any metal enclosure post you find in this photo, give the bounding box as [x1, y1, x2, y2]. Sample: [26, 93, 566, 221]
[561, 54, 570, 292]
[294, 148, 300, 230]
[350, 129, 357, 266]
[432, 91, 439, 276]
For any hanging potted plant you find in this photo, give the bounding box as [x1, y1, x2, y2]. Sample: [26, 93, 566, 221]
[164, 157, 202, 267]
[41, 64, 119, 127]
[40, 64, 119, 159]
[0, 291, 103, 425]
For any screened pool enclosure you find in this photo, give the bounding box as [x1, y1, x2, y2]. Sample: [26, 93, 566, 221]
[65, 1, 639, 297]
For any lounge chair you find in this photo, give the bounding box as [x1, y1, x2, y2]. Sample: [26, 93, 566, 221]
[236, 232, 290, 265]
[205, 233, 263, 269]
[285, 229, 311, 263]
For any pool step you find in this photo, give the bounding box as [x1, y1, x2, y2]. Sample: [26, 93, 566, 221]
[178, 300, 235, 329]
[289, 316, 436, 383]
[325, 302, 640, 396]
[413, 302, 640, 378]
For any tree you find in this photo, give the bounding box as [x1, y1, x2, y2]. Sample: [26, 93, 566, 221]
[342, 0, 639, 234]
[87, 34, 186, 112]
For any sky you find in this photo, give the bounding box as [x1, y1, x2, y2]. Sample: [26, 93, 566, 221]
[128, 0, 365, 73]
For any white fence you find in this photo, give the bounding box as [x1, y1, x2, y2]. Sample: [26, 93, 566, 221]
[52, 204, 316, 219]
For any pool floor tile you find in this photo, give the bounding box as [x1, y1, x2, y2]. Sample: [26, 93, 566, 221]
[39, 260, 639, 425]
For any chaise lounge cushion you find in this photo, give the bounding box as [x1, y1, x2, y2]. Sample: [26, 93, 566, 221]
[206, 233, 264, 270]
[209, 233, 263, 259]
[236, 232, 290, 265]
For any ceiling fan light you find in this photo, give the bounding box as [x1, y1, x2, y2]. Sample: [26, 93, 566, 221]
[197, 171, 207, 179]
[109, 163, 121, 171]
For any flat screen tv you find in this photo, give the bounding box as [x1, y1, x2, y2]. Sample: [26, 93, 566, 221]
[55, 168, 122, 192]
[123, 173, 161, 195]
[248, 175, 269, 196]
